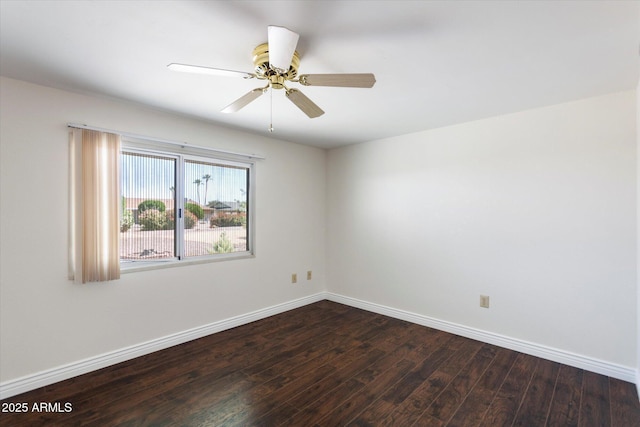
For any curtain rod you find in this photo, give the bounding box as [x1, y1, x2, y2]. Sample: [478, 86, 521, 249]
[67, 123, 266, 160]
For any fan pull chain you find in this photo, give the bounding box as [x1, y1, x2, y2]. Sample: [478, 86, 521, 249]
[268, 87, 274, 133]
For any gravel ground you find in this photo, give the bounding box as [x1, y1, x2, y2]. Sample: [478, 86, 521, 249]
[120, 223, 247, 259]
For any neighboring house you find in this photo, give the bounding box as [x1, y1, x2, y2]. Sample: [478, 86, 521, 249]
[207, 201, 245, 220]
[207, 201, 233, 211]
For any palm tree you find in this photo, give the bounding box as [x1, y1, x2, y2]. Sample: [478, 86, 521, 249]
[193, 179, 202, 204]
[202, 174, 211, 205]
[238, 188, 247, 212]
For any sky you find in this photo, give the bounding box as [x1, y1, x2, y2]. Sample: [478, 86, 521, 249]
[121, 152, 248, 205]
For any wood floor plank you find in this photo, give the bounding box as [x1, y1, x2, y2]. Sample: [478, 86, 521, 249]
[419, 343, 499, 424]
[249, 345, 345, 398]
[1, 301, 639, 427]
[382, 369, 454, 426]
[609, 378, 640, 427]
[512, 358, 561, 426]
[364, 322, 449, 371]
[390, 338, 484, 407]
[351, 336, 481, 426]
[244, 343, 379, 424]
[284, 348, 386, 410]
[375, 335, 467, 427]
[547, 365, 583, 427]
[311, 339, 425, 427]
[478, 353, 539, 427]
[339, 312, 391, 342]
[249, 403, 299, 427]
[213, 365, 334, 426]
[242, 326, 357, 381]
[445, 348, 519, 427]
[233, 344, 364, 421]
[93, 370, 257, 426]
[578, 370, 611, 427]
[282, 377, 367, 426]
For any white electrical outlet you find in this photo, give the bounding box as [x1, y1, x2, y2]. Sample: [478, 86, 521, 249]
[480, 295, 490, 308]
[291, 273, 297, 284]
[307, 271, 312, 280]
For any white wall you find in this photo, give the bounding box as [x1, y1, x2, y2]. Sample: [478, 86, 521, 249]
[637, 79, 640, 393]
[0, 77, 326, 383]
[327, 90, 637, 369]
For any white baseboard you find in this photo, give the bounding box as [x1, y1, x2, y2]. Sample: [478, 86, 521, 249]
[2, 291, 636, 400]
[325, 292, 638, 384]
[0, 293, 325, 400]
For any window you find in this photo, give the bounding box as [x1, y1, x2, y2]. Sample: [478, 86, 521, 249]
[119, 139, 253, 267]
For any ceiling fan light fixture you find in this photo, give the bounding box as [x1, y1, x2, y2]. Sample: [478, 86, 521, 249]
[252, 43, 300, 79]
[267, 25, 300, 74]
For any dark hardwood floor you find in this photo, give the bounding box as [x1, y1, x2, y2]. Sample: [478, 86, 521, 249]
[1, 300, 639, 426]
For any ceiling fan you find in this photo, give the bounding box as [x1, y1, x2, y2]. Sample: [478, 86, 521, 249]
[168, 26, 376, 122]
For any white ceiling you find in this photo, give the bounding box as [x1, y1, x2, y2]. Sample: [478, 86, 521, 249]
[1, 0, 638, 149]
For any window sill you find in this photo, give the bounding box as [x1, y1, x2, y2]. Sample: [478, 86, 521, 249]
[120, 252, 255, 274]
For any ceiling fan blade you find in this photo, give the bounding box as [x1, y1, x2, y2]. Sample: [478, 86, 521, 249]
[267, 25, 299, 73]
[298, 73, 376, 88]
[285, 89, 324, 118]
[168, 63, 255, 79]
[221, 88, 265, 113]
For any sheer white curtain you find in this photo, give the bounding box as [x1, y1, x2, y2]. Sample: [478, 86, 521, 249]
[69, 128, 121, 283]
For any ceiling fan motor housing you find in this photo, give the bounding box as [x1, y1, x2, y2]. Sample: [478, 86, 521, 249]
[252, 43, 300, 85]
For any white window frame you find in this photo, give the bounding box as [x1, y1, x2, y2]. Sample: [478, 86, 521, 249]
[120, 137, 256, 272]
